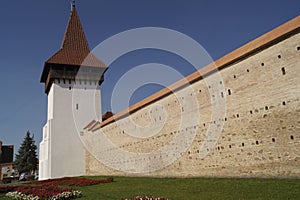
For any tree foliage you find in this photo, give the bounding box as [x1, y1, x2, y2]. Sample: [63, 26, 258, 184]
[15, 131, 38, 174]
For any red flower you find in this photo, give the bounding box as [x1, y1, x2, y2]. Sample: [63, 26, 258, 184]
[10, 177, 114, 199]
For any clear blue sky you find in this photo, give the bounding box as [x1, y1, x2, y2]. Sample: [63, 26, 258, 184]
[0, 0, 299, 155]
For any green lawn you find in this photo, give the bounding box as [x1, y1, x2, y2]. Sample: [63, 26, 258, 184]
[1, 176, 300, 199]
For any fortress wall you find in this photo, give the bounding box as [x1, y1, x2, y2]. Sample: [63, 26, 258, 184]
[83, 19, 300, 177]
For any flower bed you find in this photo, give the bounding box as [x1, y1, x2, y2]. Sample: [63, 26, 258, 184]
[121, 196, 169, 200]
[5, 177, 113, 200]
[6, 190, 82, 200]
[26, 176, 113, 187]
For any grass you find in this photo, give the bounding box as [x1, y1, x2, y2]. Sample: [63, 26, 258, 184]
[1, 176, 300, 199]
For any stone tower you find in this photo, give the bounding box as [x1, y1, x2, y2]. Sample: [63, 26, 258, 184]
[39, 5, 107, 180]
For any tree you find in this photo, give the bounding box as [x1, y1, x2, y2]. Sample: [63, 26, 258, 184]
[15, 131, 38, 174]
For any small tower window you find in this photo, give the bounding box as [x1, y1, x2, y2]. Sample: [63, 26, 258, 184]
[281, 67, 286, 75]
[76, 104, 79, 110]
[228, 89, 231, 95]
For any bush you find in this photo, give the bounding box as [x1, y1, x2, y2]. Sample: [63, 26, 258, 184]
[0, 186, 18, 193]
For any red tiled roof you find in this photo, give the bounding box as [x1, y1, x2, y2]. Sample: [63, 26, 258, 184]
[83, 120, 97, 130]
[40, 7, 108, 94]
[45, 7, 106, 68]
[102, 111, 114, 121]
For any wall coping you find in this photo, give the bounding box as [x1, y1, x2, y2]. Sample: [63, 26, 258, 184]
[95, 15, 300, 130]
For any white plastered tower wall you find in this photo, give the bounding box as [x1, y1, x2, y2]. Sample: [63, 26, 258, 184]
[39, 79, 101, 180]
[39, 5, 107, 180]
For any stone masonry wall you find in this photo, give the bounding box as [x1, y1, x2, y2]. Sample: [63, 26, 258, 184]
[83, 29, 300, 178]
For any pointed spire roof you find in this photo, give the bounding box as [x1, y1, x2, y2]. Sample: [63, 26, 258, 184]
[40, 6, 108, 93]
[60, 6, 90, 54]
[44, 7, 106, 68]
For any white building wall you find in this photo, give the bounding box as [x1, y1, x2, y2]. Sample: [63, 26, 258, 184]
[39, 79, 101, 180]
[39, 122, 50, 180]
